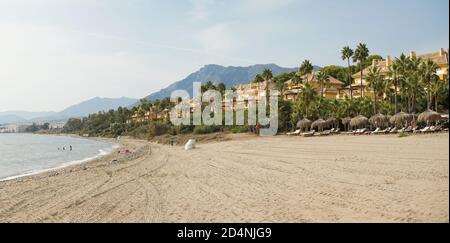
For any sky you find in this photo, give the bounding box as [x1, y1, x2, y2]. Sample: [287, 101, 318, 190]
[0, 0, 448, 112]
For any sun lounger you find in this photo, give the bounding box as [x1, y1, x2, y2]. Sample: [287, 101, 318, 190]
[287, 129, 301, 136]
[430, 126, 442, 133]
[404, 126, 413, 133]
[333, 128, 341, 134]
[354, 128, 367, 135]
[371, 128, 380, 135]
[320, 130, 332, 136]
[382, 127, 392, 134]
[389, 127, 398, 134]
[420, 126, 430, 133]
[301, 130, 316, 137]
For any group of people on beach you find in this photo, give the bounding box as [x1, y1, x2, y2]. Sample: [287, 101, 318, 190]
[57, 145, 73, 151]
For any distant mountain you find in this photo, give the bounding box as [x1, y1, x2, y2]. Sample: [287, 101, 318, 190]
[0, 111, 57, 124]
[0, 114, 27, 124]
[0, 97, 138, 125]
[143, 64, 319, 101]
[53, 97, 138, 119]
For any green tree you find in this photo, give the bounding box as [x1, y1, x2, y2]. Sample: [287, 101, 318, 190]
[419, 60, 439, 110]
[316, 70, 330, 99]
[387, 60, 401, 113]
[299, 60, 314, 82]
[341, 46, 354, 99]
[252, 74, 264, 83]
[261, 69, 273, 83]
[353, 43, 370, 97]
[366, 66, 384, 114]
[299, 82, 317, 117]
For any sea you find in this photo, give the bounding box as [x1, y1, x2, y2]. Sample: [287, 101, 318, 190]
[0, 134, 117, 181]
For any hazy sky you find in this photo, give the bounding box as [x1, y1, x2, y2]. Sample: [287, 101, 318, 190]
[0, 0, 448, 112]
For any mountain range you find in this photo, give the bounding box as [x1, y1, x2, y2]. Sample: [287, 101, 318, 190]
[0, 97, 138, 125]
[1, 63, 318, 125]
[143, 64, 318, 101]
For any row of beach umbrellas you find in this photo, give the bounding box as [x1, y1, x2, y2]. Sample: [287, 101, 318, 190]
[297, 110, 444, 131]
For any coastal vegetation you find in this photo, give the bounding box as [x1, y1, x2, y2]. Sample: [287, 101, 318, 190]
[59, 44, 449, 139]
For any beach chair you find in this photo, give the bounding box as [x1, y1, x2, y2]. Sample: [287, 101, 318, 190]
[371, 128, 380, 135]
[320, 130, 332, 136]
[389, 127, 398, 134]
[383, 127, 392, 134]
[429, 126, 442, 133]
[354, 128, 367, 135]
[398, 127, 406, 133]
[287, 129, 301, 136]
[420, 126, 430, 133]
[301, 130, 316, 137]
[404, 126, 413, 133]
[333, 128, 341, 134]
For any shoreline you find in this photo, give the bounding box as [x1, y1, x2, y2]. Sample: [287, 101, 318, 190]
[0, 133, 448, 222]
[0, 133, 121, 183]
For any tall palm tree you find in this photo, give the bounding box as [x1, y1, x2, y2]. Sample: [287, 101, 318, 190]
[396, 54, 410, 112]
[366, 66, 384, 114]
[299, 82, 317, 117]
[419, 60, 439, 110]
[316, 70, 330, 99]
[431, 75, 448, 112]
[407, 56, 423, 113]
[353, 43, 370, 97]
[261, 69, 273, 83]
[299, 60, 314, 83]
[341, 46, 354, 99]
[253, 74, 264, 83]
[387, 61, 401, 113]
[291, 72, 303, 102]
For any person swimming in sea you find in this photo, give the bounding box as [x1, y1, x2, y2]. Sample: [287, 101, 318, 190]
[70, 145, 72, 151]
[63, 146, 65, 151]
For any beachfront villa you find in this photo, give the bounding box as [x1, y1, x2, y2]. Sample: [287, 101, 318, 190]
[127, 109, 170, 123]
[283, 72, 346, 101]
[348, 48, 449, 98]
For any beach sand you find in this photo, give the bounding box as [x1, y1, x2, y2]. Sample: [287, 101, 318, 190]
[0, 133, 448, 223]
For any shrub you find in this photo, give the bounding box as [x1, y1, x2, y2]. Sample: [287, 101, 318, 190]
[193, 125, 221, 135]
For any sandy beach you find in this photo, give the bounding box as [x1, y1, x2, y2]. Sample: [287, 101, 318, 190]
[0, 133, 448, 223]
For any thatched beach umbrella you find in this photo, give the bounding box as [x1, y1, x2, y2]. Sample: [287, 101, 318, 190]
[342, 117, 352, 131]
[311, 119, 327, 132]
[369, 113, 388, 128]
[296, 118, 312, 132]
[326, 117, 338, 129]
[418, 110, 442, 125]
[350, 115, 368, 129]
[390, 112, 413, 128]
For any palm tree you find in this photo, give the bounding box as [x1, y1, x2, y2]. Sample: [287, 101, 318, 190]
[261, 69, 273, 83]
[341, 46, 354, 99]
[407, 56, 423, 113]
[299, 60, 314, 83]
[366, 66, 384, 114]
[252, 74, 264, 83]
[396, 54, 410, 111]
[316, 70, 330, 99]
[387, 60, 401, 113]
[353, 43, 370, 97]
[299, 82, 317, 117]
[431, 75, 448, 112]
[419, 60, 439, 110]
[291, 72, 303, 102]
